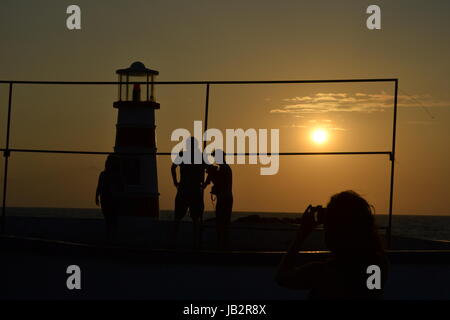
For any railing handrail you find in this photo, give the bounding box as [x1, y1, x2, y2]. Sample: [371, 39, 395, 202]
[0, 148, 392, 156]
[0, 78, 398, 85]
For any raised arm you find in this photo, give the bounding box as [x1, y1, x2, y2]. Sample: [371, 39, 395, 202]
[171, 163, 179, 188]
[95, 172, 103, 206]
[203, 165, 215, 189]
[275, 205, 318, 289]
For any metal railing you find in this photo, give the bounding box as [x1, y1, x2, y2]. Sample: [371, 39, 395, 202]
[0, 78, 399, 246]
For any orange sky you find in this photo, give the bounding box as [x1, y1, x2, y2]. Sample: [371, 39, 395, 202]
[0, 1, 449, 215]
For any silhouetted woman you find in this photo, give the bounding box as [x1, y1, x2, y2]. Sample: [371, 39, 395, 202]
[96, 155, 122, 241]
[275, 190, 389, 299]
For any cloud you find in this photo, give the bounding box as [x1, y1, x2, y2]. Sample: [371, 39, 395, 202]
[271, 92, 449, 114]
[284, 119, 347, 131]
[406, 120, 434, 126]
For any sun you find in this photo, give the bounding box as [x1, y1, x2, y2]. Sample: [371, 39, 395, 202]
[311, 128, 328, 144]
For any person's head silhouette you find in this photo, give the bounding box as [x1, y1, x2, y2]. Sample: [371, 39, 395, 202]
[178, 136, 202, 164]
[105, 155, 120, 172]
[185, 137, 202, 164]
[105, 155, 114, 172]
[186, 136, 199, 151]
[211, 149, 225, 164]
[324, 190, 382, 256]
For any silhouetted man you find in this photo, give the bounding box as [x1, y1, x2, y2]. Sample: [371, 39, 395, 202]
[96, 155, 123, 241]
[204, 149, 233, 250]
[170, 137, 206, 250]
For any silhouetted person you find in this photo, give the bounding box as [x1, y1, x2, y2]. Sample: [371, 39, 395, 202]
[204, 149, 233, 250]
[170, 137, 206, 250]
[275, 190, 389, 299]
[96, 155, 123, 241]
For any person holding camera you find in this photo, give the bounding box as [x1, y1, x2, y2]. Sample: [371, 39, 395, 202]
[275, 190, 389, 299]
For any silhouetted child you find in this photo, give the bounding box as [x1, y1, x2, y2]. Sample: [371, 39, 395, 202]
[204, 149, 233, 250]
[275, 190, 389, 299]
[96, 155, 123, 241]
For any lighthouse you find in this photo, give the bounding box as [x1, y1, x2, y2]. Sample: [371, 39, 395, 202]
[113, 61, 160, 218]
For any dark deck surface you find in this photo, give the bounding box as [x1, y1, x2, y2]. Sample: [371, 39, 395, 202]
[2, 234, 450, 300]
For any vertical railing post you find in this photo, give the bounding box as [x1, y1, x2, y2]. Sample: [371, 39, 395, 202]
[199, 83, 210, 249]
[387, 79, 399, 248]
[1, 82, 13, 234]
[203, 83, 210, 146]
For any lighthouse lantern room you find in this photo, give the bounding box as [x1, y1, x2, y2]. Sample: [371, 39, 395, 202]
[113, 61, 160, 218]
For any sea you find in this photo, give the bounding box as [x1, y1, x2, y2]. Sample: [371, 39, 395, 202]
[4, 207, 450, 243]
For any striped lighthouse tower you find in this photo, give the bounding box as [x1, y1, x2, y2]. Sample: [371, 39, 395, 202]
[113, 61, 160, 218]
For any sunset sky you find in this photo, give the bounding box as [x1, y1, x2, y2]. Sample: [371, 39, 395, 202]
[0, 0, 449, 215]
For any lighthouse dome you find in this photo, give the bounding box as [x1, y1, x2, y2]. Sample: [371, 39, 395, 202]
[116, 61, 159, 76]
[130, 61, 146, 71]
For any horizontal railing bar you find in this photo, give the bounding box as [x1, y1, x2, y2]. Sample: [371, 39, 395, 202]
[220, 152, 391, 156]
[0, 149, 169, 155]
[1, 148, 391, 156]
[0, 79, 398, 85]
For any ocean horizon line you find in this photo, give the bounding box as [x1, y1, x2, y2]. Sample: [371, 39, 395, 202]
[3, 206, 449, 217]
